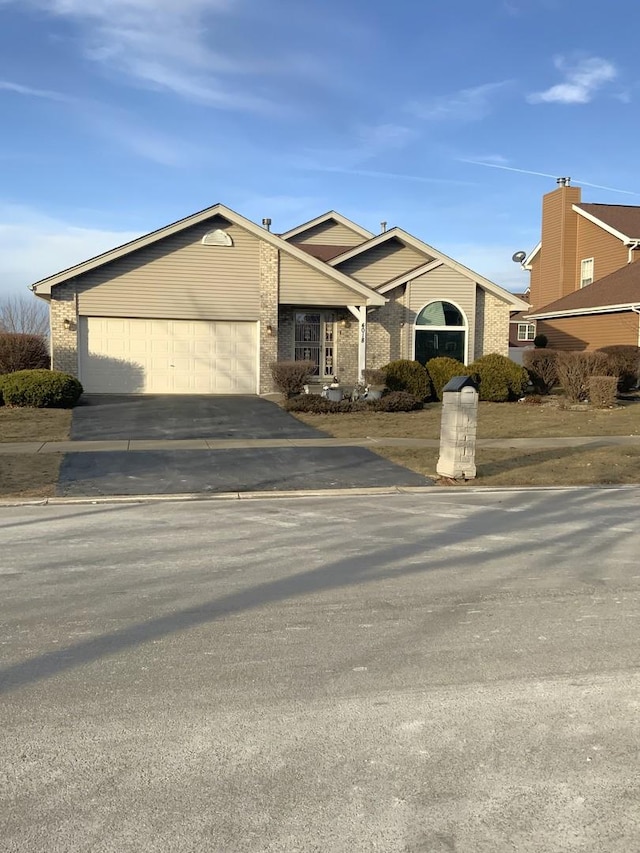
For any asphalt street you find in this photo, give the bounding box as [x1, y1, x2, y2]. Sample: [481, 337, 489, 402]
[1, 488, 640, 852]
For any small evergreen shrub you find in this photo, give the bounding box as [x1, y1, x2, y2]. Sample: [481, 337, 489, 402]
[283, 390, 422, 414]
[522, 349, 559, 394]
[468, 353, 528, 402]
[270, 360, 316, 398]
[533, 333, 548, 349]
[381, 359, 430, 399]
[556, 351, 612, 403]
[588, 376, 618, 409]
[284, 394, 340, 413]
[597, 345, 640, 392]
[426, 357, 465, 401]
[1, 369, 83, 408]
[0, 333, 49, 375]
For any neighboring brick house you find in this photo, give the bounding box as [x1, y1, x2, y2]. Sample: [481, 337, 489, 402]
[524, 179, 640, 349]
[31, 204, 526, 395]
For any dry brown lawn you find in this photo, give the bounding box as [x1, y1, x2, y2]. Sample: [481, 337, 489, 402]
[0, 455, 61, 498]
[0, 407, 72, 442]
[294, 399, 640, 440]
[373, 445, 640, 487]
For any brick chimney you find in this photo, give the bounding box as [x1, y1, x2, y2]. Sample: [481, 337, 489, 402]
[531, 179, 581, 310]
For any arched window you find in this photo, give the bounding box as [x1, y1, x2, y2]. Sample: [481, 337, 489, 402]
[414, 300, 467, 365]
[202, 229, 233, 247]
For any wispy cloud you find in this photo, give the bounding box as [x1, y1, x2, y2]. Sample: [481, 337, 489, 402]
[0, 80, 72, 102]
[6, 0, 277, 111]
[305, 166, 477, 188]
[528, 56, 618, 105]
[408, 81, 513, 122]
[0, 203, 141, 295]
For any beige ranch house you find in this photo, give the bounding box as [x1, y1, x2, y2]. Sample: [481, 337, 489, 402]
[32, 204, 527, 395]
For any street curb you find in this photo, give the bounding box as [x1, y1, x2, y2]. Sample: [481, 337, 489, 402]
[2, 482, 639, 508]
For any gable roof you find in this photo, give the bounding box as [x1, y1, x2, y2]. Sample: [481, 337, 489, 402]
[30, 203, 386, 306]
[574, 203, 640, 242]
[528, 262, 640, 319]
[331, 227, 528, 309]
[279, 211, 374, 242]
[296, 243, 355, 262]
[523, 242, 541, 269]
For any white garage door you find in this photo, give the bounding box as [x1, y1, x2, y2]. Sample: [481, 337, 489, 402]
[79, 317, 258, 394]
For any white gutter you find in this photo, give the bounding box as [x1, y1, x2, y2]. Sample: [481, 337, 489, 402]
[632, 306, 640, 347]
[528, 302, 640, 320]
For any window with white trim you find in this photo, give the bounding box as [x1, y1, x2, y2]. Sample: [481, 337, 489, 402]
[580, 258, 594, 288]
[517, 323, 536, 341]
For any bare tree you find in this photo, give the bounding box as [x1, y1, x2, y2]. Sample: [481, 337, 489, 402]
[0, 293, 49, 336]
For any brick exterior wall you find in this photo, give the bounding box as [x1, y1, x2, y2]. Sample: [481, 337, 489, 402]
[49, 280, 79, 376]
[259, 242, 279, 393]
[366, 286, 407, 369]
[277, 307, 359, 385]
[474, 289, 510, 358]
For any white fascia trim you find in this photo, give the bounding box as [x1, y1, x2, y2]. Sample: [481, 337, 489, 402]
[527, 302, 640, 320]
[331, 226, 529, 310]
[523, 241, 541, 270]
[572, 205, 635, 243]
[30, 203, 386, 306]
[377, 260, 444, 294]
[279, 210, 374, 242]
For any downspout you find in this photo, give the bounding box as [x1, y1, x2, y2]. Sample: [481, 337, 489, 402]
[626, 241, 640, 263]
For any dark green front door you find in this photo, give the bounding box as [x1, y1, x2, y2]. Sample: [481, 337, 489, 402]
[415, 330, 465, 364]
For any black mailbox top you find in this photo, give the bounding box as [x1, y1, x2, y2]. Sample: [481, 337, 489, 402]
[442, 375, 478, 393]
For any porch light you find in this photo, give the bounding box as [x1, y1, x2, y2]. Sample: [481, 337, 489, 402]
[63, 318, 74, 331]
[266, 324, 274, 336]
[340, 318, 350, 329]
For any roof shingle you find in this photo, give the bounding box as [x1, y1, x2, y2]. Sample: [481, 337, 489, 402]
[576, 203, 640, 239]
[530, 261, 640, 316]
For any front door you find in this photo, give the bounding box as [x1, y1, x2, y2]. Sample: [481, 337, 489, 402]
[415, 330, 465, 364]
[294, 312, 336, 378]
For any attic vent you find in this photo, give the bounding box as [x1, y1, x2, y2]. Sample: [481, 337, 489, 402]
[202, 229, 233, 247]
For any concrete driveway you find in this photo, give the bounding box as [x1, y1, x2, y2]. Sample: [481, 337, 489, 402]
[58, 395, 431, 496]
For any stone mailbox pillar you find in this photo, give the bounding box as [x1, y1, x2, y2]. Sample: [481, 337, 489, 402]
[436, 376, 479, 480]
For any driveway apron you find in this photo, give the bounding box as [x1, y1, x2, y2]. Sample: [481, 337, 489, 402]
[58, 396, 432, 496]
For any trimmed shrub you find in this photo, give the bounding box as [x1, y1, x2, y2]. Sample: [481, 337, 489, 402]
[0, 332, 49, 375]
[1, 369, 82, 408]
[468, 353, 529, 402]
[426, 357, 465, 401]
[381, 359, 430, 400]
[362, 368, 387, 387]
[270, 360, 316, 398]
[283, 390, 422, 414]
[533, 333, 548, 349]
[556, 351, 611, 403]
[371, 391, 423, 412]
[597, 345, 640, 392]
[522, 348, 559, 394]
[589, 376, 618, 409]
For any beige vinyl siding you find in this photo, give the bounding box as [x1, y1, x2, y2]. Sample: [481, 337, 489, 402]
[75, 216, 260, 320]
[538, 312, 639, 350]
[408, 265, 476, 361]
[288, 220, 366, 246]
[279, 252, 360, 305]
[336, 239, 427, 288]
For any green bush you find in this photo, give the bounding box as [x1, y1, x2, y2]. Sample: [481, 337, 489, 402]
[0, 333, 49, 375]
[468, 353, 529, 402]
[522, 349, 558, 394]
[270, 360, 316, 398]
[284, 395, 341, 413]
[426, 357, 466, 401]
[362, 368, 387, 387]
[381, 360, 430, 400]
[0, 369, 83, 408]
[597, 345, 640, 392]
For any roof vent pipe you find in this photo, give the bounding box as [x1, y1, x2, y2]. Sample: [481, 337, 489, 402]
[262, 217, 272, 231]
[556, 177, 571, 187]
[380, 221, 387, 233]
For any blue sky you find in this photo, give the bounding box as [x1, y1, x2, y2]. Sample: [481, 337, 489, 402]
[0, 0, 638, 297]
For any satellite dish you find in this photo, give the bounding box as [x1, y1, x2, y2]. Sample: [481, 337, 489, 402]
[512, 250, 527, 263]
